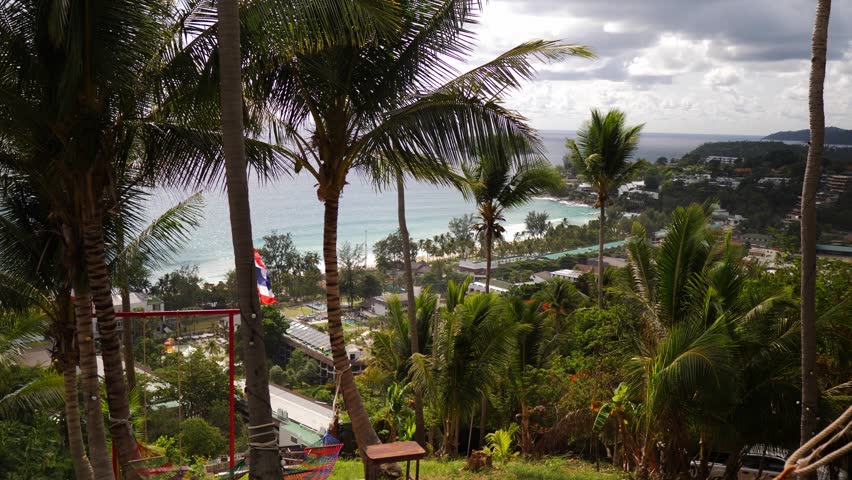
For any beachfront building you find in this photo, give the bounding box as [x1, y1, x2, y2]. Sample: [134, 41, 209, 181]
[530, 271, 553, 283]
[586, 256, 628, 269]
[467, 279, 513, 295]
[281, 322, 366, 381]
[362, 287, 423, 316]
[551, 269, 583, 282]
[456, 259, 498, 280]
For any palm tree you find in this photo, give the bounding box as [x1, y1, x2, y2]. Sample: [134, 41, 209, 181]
[504, 297, 549, 455]
[459, 153, 560, 444]
[0, 0, 303, 474]
[618, 205, 791, 478]
[569, 109, 645, 308]
[0, 311, 64, 419]
[262, 0, 590, 450]
[800, 0, 831, 454]
[368, 290, 437, 386]
[215, 0, 280, 475]
[112, 193, 205, 391]
[463, 155, 562, 294]
[410, 293, 518, 456]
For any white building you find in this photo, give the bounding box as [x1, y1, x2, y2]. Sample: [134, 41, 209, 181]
[551, 269, 584, 282]
[704, 156, 739, 166]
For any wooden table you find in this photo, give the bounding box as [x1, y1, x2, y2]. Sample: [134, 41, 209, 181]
[362, 441, 426, 480]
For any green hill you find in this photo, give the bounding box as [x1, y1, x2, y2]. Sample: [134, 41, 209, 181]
[764, 127, 852, 145]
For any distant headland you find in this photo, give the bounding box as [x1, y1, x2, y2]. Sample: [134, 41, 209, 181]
[764, 127, 852, 145]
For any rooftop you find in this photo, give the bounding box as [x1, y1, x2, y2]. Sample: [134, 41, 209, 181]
[286, 322, 331, 353]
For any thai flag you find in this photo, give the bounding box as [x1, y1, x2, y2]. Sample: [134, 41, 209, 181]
[254, 249, 276, 305]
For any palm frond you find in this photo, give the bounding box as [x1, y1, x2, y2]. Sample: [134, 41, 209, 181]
[115, 192, 205, 271]
[0, 370, 63, 418]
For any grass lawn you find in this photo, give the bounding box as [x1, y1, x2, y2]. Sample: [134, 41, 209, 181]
[329, 457, 628, 480]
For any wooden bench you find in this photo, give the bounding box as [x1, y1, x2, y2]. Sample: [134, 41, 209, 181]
[362, 441, 426, 480]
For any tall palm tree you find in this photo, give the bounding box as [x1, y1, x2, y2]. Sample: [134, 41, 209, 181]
[0, 2, 290, 474]
[262, 0, 589, 450]
[461, 154, 559, 445]
[800, 0, 831, 454]
[463, 155, 562, 293]
[569, 109, 645, 308]
[215, 0, 281, 475]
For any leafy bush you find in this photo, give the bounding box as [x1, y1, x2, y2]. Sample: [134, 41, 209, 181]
[180, 418, 226, 459]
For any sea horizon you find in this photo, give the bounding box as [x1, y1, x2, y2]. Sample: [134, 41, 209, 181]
[150, 130, 762, 282]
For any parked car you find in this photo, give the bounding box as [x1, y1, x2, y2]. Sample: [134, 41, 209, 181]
[691, 449, 846, 480]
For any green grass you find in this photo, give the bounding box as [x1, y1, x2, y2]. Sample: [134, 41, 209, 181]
[329, 457, 628, 480]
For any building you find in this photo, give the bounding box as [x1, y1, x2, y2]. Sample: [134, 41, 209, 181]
[746, 247, 781, 268]
[586, 256, 627, 269]
[363, 287, 423, 316]
[467, 279, 513, 294]
[704, 156, 739, 166]
[281, 322, 366, 381]
[238, 381, 334, 448]
[550, 269, 583, 282]
[530, 271, 552, 283]
[758, 177, 789, 187]
[735, 233, 771, 248]
[410, 261, 431, 276]
[573, 263, 595, 274]
[816, 244, 852, 258]
[456, 259, 498, 279]
[827, 174, 852, 194]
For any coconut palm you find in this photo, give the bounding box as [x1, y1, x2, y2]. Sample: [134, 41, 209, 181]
[460, 153, 560, 444]
[618, 205, 793, 478]
[0, 3, 292, 476]
[569, 109, 645, 308]
[504, 297, 549, 456]
[410, 293, 519, 456]
[0, 311, 64, 419]
[463, 155, 562, 294]
[368, 289, 438, 386]
[214, 0, 283, 474]
[800, 0, 831, 452]
[112, 193, 205, 391]
[257, 0, 590, 450]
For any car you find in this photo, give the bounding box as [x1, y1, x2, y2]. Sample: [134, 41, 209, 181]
[691, 449, 846, 480]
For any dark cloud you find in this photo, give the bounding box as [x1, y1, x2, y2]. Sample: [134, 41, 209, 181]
[508, 0, 852, 62]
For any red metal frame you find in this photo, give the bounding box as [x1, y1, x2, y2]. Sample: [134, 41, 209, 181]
[116, 309, 240, 468]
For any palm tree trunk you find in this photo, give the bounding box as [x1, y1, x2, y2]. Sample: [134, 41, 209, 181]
[63, 358, 94, 480]
[800, 0, 831, 461]
[479, 226, 493, 447]
[484, 227, 493, 293]
[117, 222, 135, 391]
[597, 201, 605, 309]
[74, 287, 115, 480]
[397, 176, 426, 447]
[217, 1, 280, 476]
[323, 192, 381, 450]
[81, 210, 140, 480]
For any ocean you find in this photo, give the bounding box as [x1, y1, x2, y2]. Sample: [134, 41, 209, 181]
[151, 130, 760, 281]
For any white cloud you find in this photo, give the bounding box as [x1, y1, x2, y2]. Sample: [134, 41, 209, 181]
[703, 66, 742, 89]
[461, 0, 852, 134]
[626, 34, 712, 77]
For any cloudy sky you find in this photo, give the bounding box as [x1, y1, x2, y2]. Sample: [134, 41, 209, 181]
[462, 0, 852, 135]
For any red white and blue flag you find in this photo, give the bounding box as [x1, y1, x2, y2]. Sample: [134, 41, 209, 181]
[254, 249, 276, 305]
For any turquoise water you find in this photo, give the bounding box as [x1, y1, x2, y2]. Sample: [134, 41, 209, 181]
[152, 130, 759, 281]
